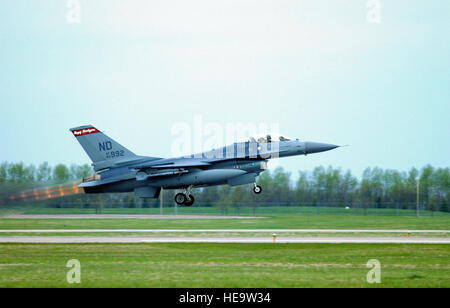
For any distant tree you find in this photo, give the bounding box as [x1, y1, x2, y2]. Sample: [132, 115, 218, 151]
[311, 166, 327, 204]
[323, 166, 340, 203]
[53, 164, 70, 183]
[199, 186, 220, 206]
[338, 170, 358, 204]
[124, 193, 136, 208]
[230, 185, 248, 204]
[382, 169, 407, 207]
[8, 162, 27, 184]
[271, 167, 292, 204]
[25, 165, 36, 183]
[406, 167, 419, 204]
[429, 167, 449, 212]
[295, 171, 312, 204]
[420, 165, 434, 208]
[256, 170, 274, 203]
[37, 162, 52, 182]
[70, 164, 93, 180]
[217, 185, 232, 203]
[0, 162, 8, 184]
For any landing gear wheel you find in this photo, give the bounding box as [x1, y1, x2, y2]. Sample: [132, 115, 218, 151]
[253, 185, 262, 194]
[174, 193, 186, 205]
[184, 195, 195, 207]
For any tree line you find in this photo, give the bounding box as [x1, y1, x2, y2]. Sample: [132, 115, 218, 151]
[197, 165, 449, 212]
[0, 162, 92, 185]
[0, 161, 448, 212]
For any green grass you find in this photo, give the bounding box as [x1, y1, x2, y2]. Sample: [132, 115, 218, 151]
[8, 205, 449, 217]
[0, 243, 448, 287]
[0, 215, 448, 230]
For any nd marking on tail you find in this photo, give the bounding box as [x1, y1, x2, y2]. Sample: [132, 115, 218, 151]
[70, 125, 139, 171]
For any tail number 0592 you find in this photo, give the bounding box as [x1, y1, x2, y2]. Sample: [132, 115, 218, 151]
[106, 150, 125, 159]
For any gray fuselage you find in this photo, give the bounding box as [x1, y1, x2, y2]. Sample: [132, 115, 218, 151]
[80, 140, 339, 198]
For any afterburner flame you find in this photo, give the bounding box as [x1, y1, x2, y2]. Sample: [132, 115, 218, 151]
[6, 181, 84, 203]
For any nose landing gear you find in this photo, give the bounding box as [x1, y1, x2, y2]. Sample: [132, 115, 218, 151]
[253, 183, 262, 194]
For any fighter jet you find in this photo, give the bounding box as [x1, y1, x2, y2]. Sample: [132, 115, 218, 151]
[70, 125, 340, 206]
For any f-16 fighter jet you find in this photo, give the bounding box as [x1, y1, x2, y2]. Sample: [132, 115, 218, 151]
[70, 125, 340, 206]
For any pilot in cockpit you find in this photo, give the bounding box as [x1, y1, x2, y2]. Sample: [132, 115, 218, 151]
[249, 134, 292, 143]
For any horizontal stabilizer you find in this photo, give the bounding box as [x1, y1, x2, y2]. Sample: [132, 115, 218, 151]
[78, 177, 122, 188]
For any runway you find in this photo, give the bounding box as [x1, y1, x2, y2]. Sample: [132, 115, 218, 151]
[0, 229, 448, 233]
[4, 214, 264, 220]
[0, 236, 448, 244]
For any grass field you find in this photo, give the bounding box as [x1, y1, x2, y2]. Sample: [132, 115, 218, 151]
[0, 215, 448, 230]
[0, 207, 448, 288]
[0, 243, 448, 288]
[3, 205, 448, 217]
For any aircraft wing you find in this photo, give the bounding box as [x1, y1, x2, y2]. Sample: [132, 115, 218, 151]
[129, 159, 212, 181]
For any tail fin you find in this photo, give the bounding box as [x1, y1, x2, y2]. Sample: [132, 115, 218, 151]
[70, 125, 139, 171]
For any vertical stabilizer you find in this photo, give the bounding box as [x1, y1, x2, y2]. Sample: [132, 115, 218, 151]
[70, 125, 139, 170]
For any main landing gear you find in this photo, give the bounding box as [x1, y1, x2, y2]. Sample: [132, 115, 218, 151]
[253, 183, 262, 194]
[175, 184, 262, 206]
[174, 187, 195, 206]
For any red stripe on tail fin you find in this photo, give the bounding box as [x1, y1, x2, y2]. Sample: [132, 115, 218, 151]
[72, 127, 100, 137]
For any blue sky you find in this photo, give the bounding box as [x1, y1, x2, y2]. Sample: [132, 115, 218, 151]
[0, 0, 449, 179]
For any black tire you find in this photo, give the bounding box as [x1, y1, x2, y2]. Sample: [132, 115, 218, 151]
[253, 185, 262, 194]
[184, 195, 195, 207]
[174, 193, 186, 205]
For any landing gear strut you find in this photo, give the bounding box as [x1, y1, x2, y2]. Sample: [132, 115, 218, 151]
[174, 186, 195, 206]
[184, 195, 195, 207]
[253, 183, 262, 194]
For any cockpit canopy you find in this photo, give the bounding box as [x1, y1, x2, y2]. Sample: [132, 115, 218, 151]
[248, 133, 293, 143]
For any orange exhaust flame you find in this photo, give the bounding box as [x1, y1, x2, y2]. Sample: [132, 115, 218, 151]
[5, 180, 84, 203]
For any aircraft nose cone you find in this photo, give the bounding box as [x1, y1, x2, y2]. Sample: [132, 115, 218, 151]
[305, 142, 340, 154]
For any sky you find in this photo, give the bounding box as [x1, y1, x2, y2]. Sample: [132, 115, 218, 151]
[0, 0, 449, 179]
